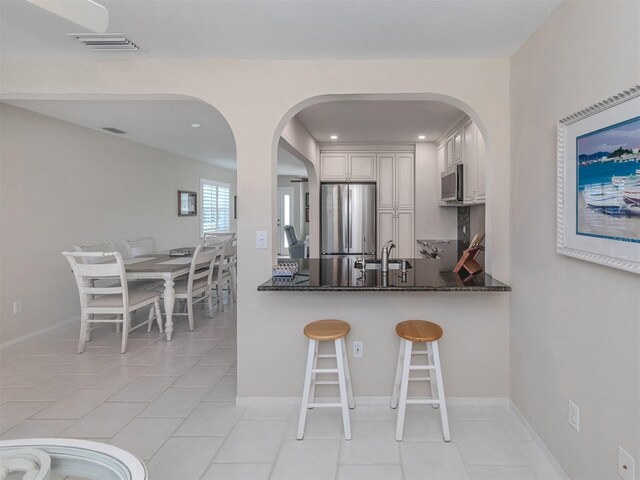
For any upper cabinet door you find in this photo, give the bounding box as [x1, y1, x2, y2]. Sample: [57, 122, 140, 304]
[475, 124, 486, 202]
[349, 154, 376, 181]
[395, 154, 414, 210]
[321, 154, 348, 181]
[446, 138, 454, 167]
[453, 130, 463, 164]
[377, 155, 395, 209]
[463, 122, 476, 203]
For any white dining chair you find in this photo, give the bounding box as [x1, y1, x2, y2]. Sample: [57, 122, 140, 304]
[72, 241, 117, 262]
[221, 237, 237, 304]
[62, 251, 163, 354]
[203, 232, 235, 246]
[122, 237, 157, 258]
[161, 244, 221, 330]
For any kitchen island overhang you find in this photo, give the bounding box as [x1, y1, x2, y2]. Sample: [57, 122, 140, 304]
[257, 257, 511, 292]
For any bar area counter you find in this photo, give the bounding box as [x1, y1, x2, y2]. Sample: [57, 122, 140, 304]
[257, 257, 511, 292]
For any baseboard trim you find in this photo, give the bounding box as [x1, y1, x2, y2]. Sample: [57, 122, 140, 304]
[235, 396, 509, 407]
[0, 315, 79, 349]
[509, 399, 568, 479]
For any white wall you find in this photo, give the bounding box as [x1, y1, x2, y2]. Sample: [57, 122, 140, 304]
[510, 1, 640, 478]
[0, 103, 236, 343]
[1, 58, 511, 398]
[415, 142, 458, 249]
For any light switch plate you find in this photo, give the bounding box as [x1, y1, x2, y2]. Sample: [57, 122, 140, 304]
[256, 231, 267, 249]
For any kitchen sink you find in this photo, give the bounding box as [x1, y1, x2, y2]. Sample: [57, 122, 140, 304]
[353, 259, 413, 271]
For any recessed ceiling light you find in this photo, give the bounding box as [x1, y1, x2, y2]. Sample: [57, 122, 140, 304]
[191, 123, 201, 128]
[418, 135, 426, 140]
[330, 135, 338, 140]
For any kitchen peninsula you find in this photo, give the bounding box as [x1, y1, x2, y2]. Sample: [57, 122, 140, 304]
[258, 257, 510, 292]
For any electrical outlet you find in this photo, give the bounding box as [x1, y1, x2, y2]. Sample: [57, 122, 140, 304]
[13, 300, 22, 314]
[618, 446, 635, 480]
[568, 400, 579, 432]
[352, 341, 363, 358]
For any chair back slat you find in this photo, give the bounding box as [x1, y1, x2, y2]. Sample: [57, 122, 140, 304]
[73, 241, 117, 264]
[122, 236, 156, 258]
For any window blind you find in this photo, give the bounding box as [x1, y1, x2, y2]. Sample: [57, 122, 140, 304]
[201, 179, 230, 236]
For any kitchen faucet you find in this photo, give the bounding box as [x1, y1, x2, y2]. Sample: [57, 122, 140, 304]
[381, 240, 396, 273]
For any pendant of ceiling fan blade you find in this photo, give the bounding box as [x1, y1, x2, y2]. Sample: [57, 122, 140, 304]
[25, 0, 109, 33]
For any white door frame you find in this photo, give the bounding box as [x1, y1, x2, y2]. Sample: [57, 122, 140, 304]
[277, 187, 295, 256]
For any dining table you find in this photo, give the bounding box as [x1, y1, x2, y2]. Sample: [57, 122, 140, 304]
[123, 253, 195, 341]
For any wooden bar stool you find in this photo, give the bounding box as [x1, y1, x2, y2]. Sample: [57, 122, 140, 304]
[390, 320, 450, 442]
[297, 319, 354, 440]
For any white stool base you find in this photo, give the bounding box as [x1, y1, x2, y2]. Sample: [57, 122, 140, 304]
[297, 337, 354, 440]
[391, 337, 450, 442]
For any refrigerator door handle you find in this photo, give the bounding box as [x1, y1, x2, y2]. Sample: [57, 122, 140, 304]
[348, 191, 352, 249]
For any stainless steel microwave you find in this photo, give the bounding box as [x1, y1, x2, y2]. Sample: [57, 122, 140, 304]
[441, 164, 463, 202]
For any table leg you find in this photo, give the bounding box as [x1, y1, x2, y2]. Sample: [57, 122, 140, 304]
[163, 277, 175, 341]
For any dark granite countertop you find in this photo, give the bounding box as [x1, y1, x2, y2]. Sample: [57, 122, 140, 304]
[257, 257, 511, 292]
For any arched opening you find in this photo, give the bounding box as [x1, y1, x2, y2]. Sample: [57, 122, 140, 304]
[0, 93, 239, 345]
[271, 93, 494, 272]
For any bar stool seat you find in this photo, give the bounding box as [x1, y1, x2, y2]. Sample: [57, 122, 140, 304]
[297, 319, 354, 440]
[391, 320, 450, 442]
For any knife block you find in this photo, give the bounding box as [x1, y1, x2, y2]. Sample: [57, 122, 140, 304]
[453, 246, 483, 277]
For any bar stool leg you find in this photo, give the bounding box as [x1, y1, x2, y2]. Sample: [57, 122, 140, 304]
[334, 338, 352, 440]
[431, 340, 451, 442]
[395, 339, 413, 441]
[308, 340, 320, 407]
[297, 339, 317, 440]
[390, 337, 405, 408]
[341, 337, 355, 409]
[427, 341, 439, 409]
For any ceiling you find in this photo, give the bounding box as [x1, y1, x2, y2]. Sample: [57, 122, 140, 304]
[0, 0, 562, 60]
[1, 1, 562, 175]
[296, 101, 467, 143]
[3, 98, 467, 174]
[2, 99, 238, 170]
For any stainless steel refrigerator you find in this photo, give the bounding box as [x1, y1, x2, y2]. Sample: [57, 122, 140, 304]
[321, 183, 376, 256]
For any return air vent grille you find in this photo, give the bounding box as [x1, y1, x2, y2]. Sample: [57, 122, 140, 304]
[102, 127, 127, 134]
[66, 33, 139, 51]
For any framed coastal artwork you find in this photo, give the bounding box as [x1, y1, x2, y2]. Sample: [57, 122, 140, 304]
[178, 190, 197, 216]
[557, 85, 640, 274]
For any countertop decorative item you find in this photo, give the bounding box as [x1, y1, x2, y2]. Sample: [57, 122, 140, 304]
[557, 85, 640, 274]
[453, 232, 485, 279]
[169, 247, 194, 257]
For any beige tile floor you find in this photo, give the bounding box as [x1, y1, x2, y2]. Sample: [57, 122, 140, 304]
[0, 302, 562, 480]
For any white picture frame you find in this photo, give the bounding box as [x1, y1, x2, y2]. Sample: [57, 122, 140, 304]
[557, 85, 640, 274]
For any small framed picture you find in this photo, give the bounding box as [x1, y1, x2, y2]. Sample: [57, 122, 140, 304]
[305, 207, 310, 223]
[178, 190, 197, 216]
[305, 192, 309, 207]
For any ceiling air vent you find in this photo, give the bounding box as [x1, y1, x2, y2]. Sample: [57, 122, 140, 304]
[66, 33, 138, 51]
[102, 127, 127, 134]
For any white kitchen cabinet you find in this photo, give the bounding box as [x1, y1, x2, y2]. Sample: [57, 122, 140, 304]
[446, 138, 454, 168]
[475, 126, 486, 202]
[349, 153, 376, 180]
[462, 121, 476, 204]
[377, 153, 414, 210]
[320, 153, 348, 181]
[377, 155, 395, 209]
[461, 121, 486, 205]
[453, 130, 463, 164]
[377, 210, 414, 259]
[320, 153, 376, 182]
